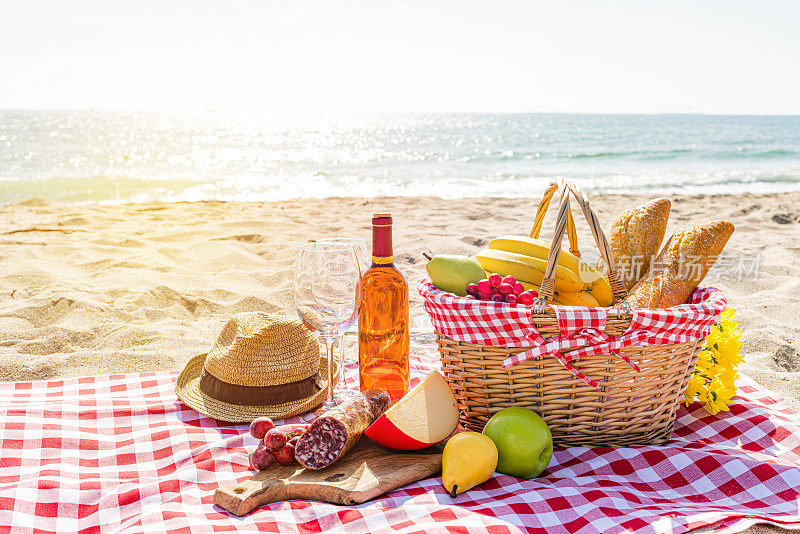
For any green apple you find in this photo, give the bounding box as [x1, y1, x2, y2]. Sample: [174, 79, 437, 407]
[482, 406, 553, 479]
[425, 254, 486, 296]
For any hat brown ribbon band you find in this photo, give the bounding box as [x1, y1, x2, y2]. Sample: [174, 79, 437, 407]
[199, 368, 324, 407]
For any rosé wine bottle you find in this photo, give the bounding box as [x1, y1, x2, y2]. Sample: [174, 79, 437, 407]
[358, 214, 410, 402]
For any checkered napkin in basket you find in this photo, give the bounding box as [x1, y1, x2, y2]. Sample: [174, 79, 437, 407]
[2, 354, 800, 533]
[419, 279, 727, 387]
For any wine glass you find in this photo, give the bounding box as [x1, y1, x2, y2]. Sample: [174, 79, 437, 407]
[294, 242, 362, 410]
[317, 238, 368, 398]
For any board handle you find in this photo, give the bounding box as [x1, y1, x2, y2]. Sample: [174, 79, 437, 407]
[214, 475, 285, 517]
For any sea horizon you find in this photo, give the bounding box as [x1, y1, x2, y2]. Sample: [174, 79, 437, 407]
[2, 110, 800, 206]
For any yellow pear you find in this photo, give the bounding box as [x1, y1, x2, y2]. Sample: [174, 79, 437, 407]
[441, 431, 498, 498]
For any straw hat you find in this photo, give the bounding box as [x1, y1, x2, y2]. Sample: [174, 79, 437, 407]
[175, 312, 336, 423]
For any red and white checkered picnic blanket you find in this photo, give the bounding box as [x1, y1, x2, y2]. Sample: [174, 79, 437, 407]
[2, 352, 800, 533]
[419, 279, 727, 387]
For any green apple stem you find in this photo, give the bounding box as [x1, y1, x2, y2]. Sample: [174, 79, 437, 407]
[422, 252, 432, 261]
[450, 485, 457, 498]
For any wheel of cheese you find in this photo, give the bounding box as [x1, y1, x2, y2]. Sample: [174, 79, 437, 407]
[365, 371, 459, 450]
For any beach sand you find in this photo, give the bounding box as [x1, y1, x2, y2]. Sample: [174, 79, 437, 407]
[0, 192, 798, 533]
[1, 192, 799, 409]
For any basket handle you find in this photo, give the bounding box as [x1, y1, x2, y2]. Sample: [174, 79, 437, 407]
[532, 181, 630, 314]
[530, 179, 580, 257]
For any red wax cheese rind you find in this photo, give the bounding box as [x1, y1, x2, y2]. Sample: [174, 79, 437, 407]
[366, 416, 432, 450]
[365, 370, 459, 450]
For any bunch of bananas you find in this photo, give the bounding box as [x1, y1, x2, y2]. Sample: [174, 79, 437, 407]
[475, 235, 613, 307]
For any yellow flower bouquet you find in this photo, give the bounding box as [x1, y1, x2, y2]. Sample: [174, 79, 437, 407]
[684, 307, 744, 414]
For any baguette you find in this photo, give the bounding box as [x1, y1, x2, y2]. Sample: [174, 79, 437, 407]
[607, 198, 671, 291]
[627, 220, 734, 308]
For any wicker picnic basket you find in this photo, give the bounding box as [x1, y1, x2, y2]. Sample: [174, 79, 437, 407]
[428, 181, 709, 447]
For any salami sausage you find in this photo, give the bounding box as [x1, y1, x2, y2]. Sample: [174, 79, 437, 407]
[294, 390, 391, 470]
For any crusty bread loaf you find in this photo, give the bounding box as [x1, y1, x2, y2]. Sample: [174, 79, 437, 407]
[627, 220, 734, 308]
[607, 198, 671, 291]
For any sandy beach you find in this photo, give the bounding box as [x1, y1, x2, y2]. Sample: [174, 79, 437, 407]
[4, 1, 800, 530]
[0, 192, 799, 408]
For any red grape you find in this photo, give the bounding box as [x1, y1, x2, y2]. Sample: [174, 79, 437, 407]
[502, 275, 516, 286]
[249, 442, 275, 471]
[488, 273, 502, 288]
[275, 443, 297, 466]
[477, 279, 491, 294]
[514, 282, 525, 295]
[491, 294, 505, 303]
[527, 289, 539, 299]
[518, 292, 534, 305]
[478, 290, 492, 300]
[506, 294, 517, 305]
[264, 428, 287, 452]
[249, 417, 275, 440]
[498, 283, 514, 296]
[466, 283, 479, 296]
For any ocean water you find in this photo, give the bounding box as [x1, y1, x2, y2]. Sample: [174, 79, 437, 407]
[1, 111, 799, 205]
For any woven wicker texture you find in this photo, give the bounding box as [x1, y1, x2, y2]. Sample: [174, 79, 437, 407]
[438, 333, 701, 446]
[435, 180, 703, 446]
[204, 312, 320, 386]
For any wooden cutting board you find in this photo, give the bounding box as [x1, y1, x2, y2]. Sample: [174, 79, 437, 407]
[215, 438, 444, 516]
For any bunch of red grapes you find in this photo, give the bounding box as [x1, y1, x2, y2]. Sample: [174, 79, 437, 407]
[248, 417, 310, 470]
[466, 273, 539, 306]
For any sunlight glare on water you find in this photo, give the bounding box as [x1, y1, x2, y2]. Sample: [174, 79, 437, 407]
[1, 111, 799, 204]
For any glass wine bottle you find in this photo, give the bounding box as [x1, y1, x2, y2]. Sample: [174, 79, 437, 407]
[358, 213, 410, 402]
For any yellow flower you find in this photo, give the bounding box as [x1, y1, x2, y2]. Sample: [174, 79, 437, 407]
[717, 367, 738, 385]
[706, 376, 737, 415]
[706, 392, 732, 415]
[719, 307, 736, 324]
[715, 340, 740, 358]
[684, 376, 708, 405]
[706, 328, 725, 347]
[695, 386, 710, 405]
[685, 307, 744, 415]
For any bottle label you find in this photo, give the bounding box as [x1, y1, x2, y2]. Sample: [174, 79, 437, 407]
[372, 255, 393, 265]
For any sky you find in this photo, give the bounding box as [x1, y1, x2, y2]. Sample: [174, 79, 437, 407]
[1, 0, 799, 114]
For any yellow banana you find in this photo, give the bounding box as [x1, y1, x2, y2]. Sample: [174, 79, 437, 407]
[476, 249, 586, 293]
[554, 291, 600, 307]
[489, 235, 576, 267]
[514, 282, 599, 307]
[489, 235, 613, 306]
[588, 280, 613, 307]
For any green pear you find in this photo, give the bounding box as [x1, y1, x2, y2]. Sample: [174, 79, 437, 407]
[426, 254, 486, 296]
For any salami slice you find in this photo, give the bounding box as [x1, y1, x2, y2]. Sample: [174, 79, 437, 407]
[294, 390, 391, 470]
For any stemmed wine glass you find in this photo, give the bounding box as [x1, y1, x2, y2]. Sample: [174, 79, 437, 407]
[294, 242, 362, 410]
[317, 238, 368, 398]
